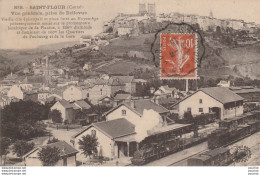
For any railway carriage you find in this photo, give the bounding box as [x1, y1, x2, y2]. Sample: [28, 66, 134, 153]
[187, 147, 233, 166]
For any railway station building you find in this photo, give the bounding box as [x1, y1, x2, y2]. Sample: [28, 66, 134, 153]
[71, 99, 194, 160]
[171, 87, 244, 120]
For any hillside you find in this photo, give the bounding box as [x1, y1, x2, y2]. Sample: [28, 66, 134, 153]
[0, 33, 259, 80]
[0, 41, 80, 78]
[100, 33, 260, 80]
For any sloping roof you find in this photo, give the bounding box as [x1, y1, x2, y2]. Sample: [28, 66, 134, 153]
[97, 95, 112, 102]
[104, 99, 169, 117]
[58, 100, 73, 108]
[74, 100, 91, 109]
[108, 78, 125, 86]
[172, 87, 244, 106]
[161, 85, 176, 92]
[112, 76, 134, 84]
[24, 76, 46, 84]
[232, 88, 260, 94]
[95, 78, 109, 85]
[51, 88, 64, 97]
[114, 93, 131, 101]
[42, 141, 78, 156]
[200, 87, 244, 104]
[133, 79, 147, 83]
[124, 99, 169, 115]
[72, 118, 135, 139]
[23, 141, 78, 158]
[93, 118, 135, 139]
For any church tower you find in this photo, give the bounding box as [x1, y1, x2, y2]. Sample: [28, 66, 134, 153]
[139, 3, 147, 16]
[148, 3, 156, 17]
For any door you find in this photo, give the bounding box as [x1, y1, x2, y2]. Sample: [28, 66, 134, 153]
[63, 157, 67, 166]
[211, 107, 221, 120]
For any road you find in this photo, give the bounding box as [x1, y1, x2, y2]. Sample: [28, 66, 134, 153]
[46, 126, 84, 144]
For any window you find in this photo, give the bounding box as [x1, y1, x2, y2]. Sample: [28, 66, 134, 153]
[199, 99, 203, 104]
[199, 108, 203, 113]
[122, 110, 126, 116]
[187, 107, 191, 111]
[91, 130, 96, 137]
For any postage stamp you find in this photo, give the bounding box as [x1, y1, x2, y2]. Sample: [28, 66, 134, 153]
[160, 33, 197, 79]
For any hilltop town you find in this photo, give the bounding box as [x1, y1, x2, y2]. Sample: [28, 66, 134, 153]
[1, 3, 260, 167]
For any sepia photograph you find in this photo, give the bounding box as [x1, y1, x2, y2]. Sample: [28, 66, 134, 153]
[0, 0, 260, 171]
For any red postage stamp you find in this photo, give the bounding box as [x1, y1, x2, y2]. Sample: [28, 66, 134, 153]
[160, 33, 197, 79]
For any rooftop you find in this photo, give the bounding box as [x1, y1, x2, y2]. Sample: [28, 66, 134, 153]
[111, 76, 134, 84]
[23, 141, 78, 158]
[173, 87, 244, 106]
[74, 100, 91, 109]
[200, 87, 244, 104]
[93, 118, 135, 139]
[114, 93, 131, 101]
[72, 118, 135, 139]
[42, 141, 78, 157]
[124, 99, 169, 115]
[58, 100, 74, 109]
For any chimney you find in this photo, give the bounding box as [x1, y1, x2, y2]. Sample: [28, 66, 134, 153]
[150, 87, 155, 94]
[130, 100, 135, 108]
[154, 96, 159, 104]
[185, 79, 189, 92]
[113, 101, 117, 107]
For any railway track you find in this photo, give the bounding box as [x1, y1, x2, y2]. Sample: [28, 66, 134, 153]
[169, 133, 255, 166]
[169, 148, 208, 166]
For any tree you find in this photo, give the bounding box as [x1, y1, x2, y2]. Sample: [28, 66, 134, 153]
[38, 146, 61, 166]
[1, 137, 12, 165]
[18, 123, 35, 138]
[78, 134, 98, 158]
[49, 110, 63, 123]
[1, 100, 48, 140]
[47, 137, 59, 144]
[216, 26, 222, 36]
[12, 140, 34, 158]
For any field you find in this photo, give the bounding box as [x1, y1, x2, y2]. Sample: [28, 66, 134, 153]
[95, 60, 152, 75]
[101, 33, 155, 59]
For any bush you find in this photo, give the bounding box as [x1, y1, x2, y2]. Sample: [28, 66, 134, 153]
[49, 110, 63, 123]
[38, 146, 61, 166]
[47, 137, 59, 144]
[12, 140, 35, 157]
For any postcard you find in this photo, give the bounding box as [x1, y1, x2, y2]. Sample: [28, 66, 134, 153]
[0, 0, 260, 169]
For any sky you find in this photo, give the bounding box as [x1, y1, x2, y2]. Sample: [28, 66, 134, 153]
[0, 0, 259, 50]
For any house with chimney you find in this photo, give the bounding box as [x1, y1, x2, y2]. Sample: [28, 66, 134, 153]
[71, 98, 193, 161]
[103, 98, 170, 126]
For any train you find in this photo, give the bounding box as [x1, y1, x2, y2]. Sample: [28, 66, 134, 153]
[131, 110, 260, 166]
[131, 135, 207, 165]
[208, 111, 260, 149]
[187, 147, 233, 166]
